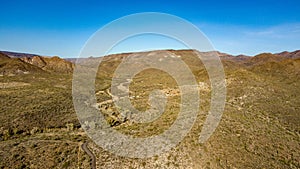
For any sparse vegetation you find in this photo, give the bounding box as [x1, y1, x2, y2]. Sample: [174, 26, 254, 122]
[0, 50, 299, 168]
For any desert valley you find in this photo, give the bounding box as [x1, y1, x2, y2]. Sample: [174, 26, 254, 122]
[0, 49, 299, 168]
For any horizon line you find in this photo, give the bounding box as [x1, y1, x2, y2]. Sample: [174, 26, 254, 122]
[1, 48, 299, 59]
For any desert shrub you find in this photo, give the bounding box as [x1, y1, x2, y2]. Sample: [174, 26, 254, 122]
[66, 123, 74, 131]
[30, 127, 39, 135]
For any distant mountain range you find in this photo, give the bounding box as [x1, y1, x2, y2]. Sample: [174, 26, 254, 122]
[1, 49, 300, 76]
[276, 50, 300, 59]
[0, 51, 40, 58]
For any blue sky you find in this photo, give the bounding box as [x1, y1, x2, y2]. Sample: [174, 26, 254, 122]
[0, 0, 299, 57]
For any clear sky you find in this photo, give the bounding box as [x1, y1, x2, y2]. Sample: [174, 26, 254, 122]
[0, 0, 299, 57]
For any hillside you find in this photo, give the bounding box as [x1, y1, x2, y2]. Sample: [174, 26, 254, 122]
[0, 52, 74, 75]
[0, 52, 45, 75]
[21, 56, 74, 73]
[0, 53, 10, 60]
[277, 50, 300, 59]
[244, 53, 287, 66]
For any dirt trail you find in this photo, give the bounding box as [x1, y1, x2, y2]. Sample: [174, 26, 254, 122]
[81, 142, 96, 169]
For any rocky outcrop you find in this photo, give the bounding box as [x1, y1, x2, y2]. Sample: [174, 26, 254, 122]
[0, 53, 45, 75]
[21, 56, 46, 68]
[21, 56, 74, 73]
[0, 52, 73, 75]
[41, 56, 74, 73]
